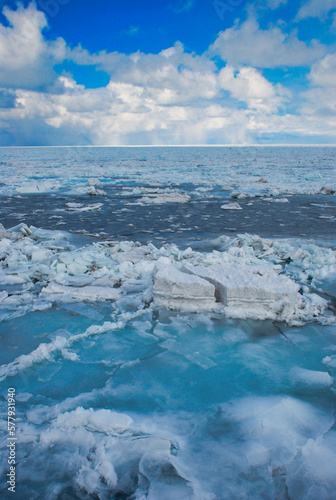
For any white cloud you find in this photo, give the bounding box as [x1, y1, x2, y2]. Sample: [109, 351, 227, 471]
[285, 53, 336, 139]
[0, 3, 66, 89]
[0, 2, 336, 145]
[296, 0, 336, 21]
[3, 69, 336, 146]
[70, 42, 219, 105]
[310, 53, 336, 86]
[0, 78, 248, 145]
[210, 16, 326, 68]
[218, 65, 290, 112]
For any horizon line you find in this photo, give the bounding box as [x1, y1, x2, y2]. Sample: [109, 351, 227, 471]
[1, 144, 336, 148]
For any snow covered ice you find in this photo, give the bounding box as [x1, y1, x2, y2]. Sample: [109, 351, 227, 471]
[153, 263, 216, 311]
[0, 146, 335, 500]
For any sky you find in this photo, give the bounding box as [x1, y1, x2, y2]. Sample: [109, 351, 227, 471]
[0, 0, 336, 145]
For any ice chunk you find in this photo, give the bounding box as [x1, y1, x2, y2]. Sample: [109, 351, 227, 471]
[0, 223, 11, 239]
[41, 283, 120, 302]
[66, 202, 83, 209]
[153, 265, 216, 311]
[291, 367, 332, 387]
[323, 355, 336, 368]
[136, 193, 191, 204]
[7, 223, 33, 239]
[66, 202, 103, 212]
[16, 180, 61, 194]
[30, 248, 52, 264]
[286, 431, 336, 499]
[320, 186, 335, 195]
[275, 198, 289, 203]
[230, 191, 249, 199]
[221, 202, 242, 210]
[88, 178, 102, 186]
[55, 407, 133, 434]
[86, 186, 106, 196]
[184, 264, 299, 318]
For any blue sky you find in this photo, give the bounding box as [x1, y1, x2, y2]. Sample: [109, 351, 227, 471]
[0, 0, 336, 145]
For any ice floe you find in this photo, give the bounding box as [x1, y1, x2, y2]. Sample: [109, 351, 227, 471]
[230, 190, 250, 199]
[153, 263, 216, 311]
[15, 180, 61, 194]
[221, 202, 242, 210]
[183, 263, 299, 320]
[134, 193, 191, 205]
[41, 283, 121, 302]
[66, 202, 103, 212]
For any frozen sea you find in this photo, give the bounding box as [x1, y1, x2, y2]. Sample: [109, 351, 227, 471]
[0, 146, 335, 500]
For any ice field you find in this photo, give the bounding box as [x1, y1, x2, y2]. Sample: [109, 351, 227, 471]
[0, 146, 335, 499]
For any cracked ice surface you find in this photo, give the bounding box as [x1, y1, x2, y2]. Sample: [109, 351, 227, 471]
[0, 305, 336, 499]
[0, 222, 335, 498]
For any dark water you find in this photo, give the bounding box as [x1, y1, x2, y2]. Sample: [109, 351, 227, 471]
[1, 189, 335, 246]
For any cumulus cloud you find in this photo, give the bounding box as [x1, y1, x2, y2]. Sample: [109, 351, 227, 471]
[298, 53, 336, 130]
[210, 16, 326, 68]
[296, 0, 336, 21]
[218, 65, 290, 112]
[309, 53, 336, 86]
[3, 76, 253, 145]
[69, 42, 219, 105]
[0, 3, 66, 89]
[0, 2, 336, 145]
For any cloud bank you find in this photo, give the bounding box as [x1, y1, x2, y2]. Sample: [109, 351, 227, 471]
[0, 2, 336, 145]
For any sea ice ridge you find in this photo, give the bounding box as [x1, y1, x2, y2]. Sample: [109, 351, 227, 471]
[0, 224, 334, 324]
